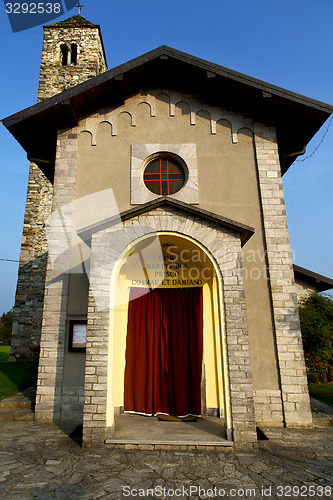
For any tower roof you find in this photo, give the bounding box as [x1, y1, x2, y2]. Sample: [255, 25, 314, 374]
[47, 15, 99, 29]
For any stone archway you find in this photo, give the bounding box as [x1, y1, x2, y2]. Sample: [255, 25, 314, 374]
[82, 204, 257, 448]
[107, 232, 228, 431]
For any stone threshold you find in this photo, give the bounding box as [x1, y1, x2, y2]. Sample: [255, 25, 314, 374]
[105, 438, 233, 447]
[105, 442, 233, 451]
[105, 413, 233, 449]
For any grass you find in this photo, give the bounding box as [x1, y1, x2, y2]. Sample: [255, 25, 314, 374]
[0, 362, 38, 400]
[308, 383, 333, 408]
[0, 346, 10, 362]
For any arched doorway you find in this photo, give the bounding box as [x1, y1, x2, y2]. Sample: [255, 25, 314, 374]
[107, 232, 232, 440]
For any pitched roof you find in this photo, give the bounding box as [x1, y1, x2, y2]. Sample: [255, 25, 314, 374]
[293, 264, 333, 292]
[47, 15, 99, 28]
[2, 45, 333, 181]
[77, 197, 255, 247]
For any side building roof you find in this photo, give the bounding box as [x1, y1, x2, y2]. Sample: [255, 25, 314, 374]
[294, 264, 333, 293]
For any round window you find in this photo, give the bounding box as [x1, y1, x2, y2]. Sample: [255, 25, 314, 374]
[143, 157, 185, 196]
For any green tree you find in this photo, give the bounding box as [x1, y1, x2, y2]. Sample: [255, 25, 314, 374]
[0, 309, 13, 346]
[299, 293, 333, 382]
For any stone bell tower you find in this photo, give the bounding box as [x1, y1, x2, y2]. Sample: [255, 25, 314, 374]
[37, 15, 107, 101]
[10, 15, 107, 361]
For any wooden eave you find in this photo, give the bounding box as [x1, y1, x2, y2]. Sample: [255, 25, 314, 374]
[2, 45, 333, 182]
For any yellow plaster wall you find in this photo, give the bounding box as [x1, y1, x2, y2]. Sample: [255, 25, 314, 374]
[202, 281, 224, 410]
[111, 272, 129, 409]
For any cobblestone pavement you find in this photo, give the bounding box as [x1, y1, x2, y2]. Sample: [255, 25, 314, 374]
[0, 421, 332, 499]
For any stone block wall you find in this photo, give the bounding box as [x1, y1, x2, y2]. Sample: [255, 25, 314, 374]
[254, 123, 312, 427]
[34, 129, 79, 421]
[10, 164, 53, 362]
[253, 389, 284, 425]
[61, 387, 85, 421]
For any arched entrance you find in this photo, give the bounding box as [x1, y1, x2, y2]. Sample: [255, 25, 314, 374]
[107, 232, 232, 441]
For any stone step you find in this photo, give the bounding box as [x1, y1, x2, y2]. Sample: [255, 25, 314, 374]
[0, 395, 32, 410]
[0, 387, 36, 410]
[310, 397, 333, 428]
[0, 409, 34, 422]
[0, 387, 36, 422]
[313, 416, 333, 428]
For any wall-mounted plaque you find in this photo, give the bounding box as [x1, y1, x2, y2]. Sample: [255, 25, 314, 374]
[69, 320, 87, 352]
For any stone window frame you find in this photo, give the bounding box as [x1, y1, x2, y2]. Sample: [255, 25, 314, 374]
[131, 144, 199, 205]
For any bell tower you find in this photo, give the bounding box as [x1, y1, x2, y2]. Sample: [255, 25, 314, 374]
[37, 15, 107, 101]
[10, 15, 107, 361]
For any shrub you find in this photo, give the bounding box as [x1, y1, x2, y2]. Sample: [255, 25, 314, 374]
[0, 309, 13, 346]
[299, 293, 333, 382]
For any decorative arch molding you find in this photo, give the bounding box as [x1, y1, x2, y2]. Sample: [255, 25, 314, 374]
[237, 126, 255, 137]
[76, 90, 254, 146]
[82, 205, 257, 447]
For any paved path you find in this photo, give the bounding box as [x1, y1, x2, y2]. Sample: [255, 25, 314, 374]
[0, 421, 332, 499]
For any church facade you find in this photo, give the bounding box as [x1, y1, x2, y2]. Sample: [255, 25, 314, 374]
[4, 15, 333, 449]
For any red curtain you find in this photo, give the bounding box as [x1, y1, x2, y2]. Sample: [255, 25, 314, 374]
[124, 287, 203, 417]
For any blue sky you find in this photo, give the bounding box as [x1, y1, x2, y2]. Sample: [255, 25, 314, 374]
[0, 0, 333, 314]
